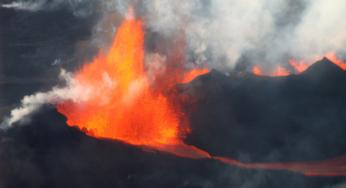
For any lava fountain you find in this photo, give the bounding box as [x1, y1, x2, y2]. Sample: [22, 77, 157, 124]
[56, 8, 209, 156]
[56, 8, 346, 177]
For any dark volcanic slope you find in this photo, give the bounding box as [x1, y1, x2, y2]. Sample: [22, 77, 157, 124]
[181, 57, 346, 163]
[0, 106, 343, 188]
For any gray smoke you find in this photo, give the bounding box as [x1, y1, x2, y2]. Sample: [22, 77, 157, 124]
[1, 69, 117, 128]
[3, 0, 346, 71]
[2, 0, 346, 126]
[135, 0, 346, 71]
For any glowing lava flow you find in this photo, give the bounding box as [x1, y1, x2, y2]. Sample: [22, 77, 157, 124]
[56, 9, 346, 177]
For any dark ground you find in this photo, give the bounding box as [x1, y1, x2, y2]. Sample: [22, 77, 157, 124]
[0, 5, 346, 188]
[182, 58, 346, 163]
[0, 105, 344, 188]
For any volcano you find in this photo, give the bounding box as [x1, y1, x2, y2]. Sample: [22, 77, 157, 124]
[0, 58, 346, 187]
[2, 4, 346, 188]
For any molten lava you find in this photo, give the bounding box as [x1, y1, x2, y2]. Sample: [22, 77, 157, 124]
[289, 60, 311, 72]
[289, 52, 346, 73]
[254, 52, 346, 76]
[182, 67, 210, 83]
[252, 65, 290, 76]
[270, 66, 290, 76]
[56, 9, 209, 147]
[252, 66, 263, 75]
[56, 8, 346, 177]
[316, 52, 346, 70]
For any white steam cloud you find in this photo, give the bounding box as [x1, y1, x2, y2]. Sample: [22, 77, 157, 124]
[292, 0, 346, 60]
[4, 0, 346, 69]
[1, 52, 166, 128]
[135, 0, 346, 69]
[2, 0, 346, 125]
[2, 69, 117, 128]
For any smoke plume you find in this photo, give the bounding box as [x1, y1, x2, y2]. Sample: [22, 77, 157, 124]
[1, 68, 117, 128]
[135, 0, 346, 70]
[2, 0, 346, 124]
[4, 0, 346, 70]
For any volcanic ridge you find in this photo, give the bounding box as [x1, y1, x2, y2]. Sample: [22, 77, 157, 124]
[1, 58, 346, 187]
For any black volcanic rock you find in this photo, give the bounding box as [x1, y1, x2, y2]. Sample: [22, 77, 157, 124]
[2, 105, 342, 188]
[303, 57, 345, 77]
[182, 59, 346, 163]
[0, 4, 345, 188]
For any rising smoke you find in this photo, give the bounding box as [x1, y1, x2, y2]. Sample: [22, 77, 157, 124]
[121, 0, 346, 71]
[1, 68, 117, 128]
[2, 0, 346, 125]
[3, 0, 346, 70]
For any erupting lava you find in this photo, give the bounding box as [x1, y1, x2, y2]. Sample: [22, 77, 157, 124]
[254, 52, 346, 76]
[56, 8, 346, 177]
[56, 8, 209, 147]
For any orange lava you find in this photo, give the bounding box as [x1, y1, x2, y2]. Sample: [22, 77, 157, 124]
[182, 67, 209, 83]
[56, 8, 209, 148]
[317, 52, 346, 70]
[289, 60, 312, 72]
[212, 155, 346, 177]
[55, 8, 346, 178]
[289, 52, 346, 73]
[270, 66, 290, 76]
[57, 9, 192, 147]
[255, 52, 346, 76]
[252, 66, 263, 75]
[252, 66, 290, 76]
